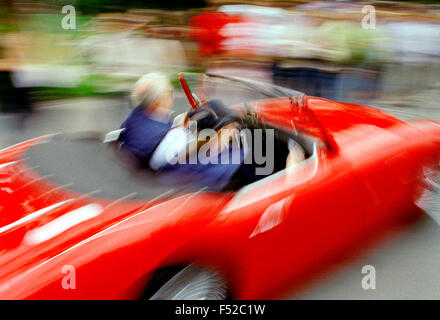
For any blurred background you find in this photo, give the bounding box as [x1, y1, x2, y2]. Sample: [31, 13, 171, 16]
[0, 0, 440, 299]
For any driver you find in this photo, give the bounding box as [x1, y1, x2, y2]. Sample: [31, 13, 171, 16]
[119, 72, 174, 166]
[119, 73, 306, 190]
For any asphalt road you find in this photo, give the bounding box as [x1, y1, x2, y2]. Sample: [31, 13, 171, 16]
[1, 92, 440, 299]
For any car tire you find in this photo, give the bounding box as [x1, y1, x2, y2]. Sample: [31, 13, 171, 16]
[416, 164, 440, 225]
[146, 265, 228, 300]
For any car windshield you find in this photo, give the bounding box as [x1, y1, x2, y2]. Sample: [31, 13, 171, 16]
[178, 72, 333, 151]
[180, 72, 303, 107]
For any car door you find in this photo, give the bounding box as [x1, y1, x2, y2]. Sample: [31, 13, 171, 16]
[218, 143, 371, 298]
[337, 122, 421, 230]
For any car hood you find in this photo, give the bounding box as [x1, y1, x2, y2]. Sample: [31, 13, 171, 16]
[0, 137, 231, 284]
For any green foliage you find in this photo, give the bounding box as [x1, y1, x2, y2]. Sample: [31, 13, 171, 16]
[31, 74, 121, 101]
[30, 68, 205, 101]
[24, 13, 91, 36]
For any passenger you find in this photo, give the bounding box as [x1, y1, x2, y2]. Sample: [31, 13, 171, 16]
[119, 73, 174, 166]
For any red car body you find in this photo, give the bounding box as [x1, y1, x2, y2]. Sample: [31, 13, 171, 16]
[0, 75, 439, 299]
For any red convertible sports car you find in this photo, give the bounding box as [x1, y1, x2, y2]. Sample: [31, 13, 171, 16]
[0, 73, 439, 300]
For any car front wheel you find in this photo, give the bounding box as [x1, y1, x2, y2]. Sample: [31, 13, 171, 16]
[148, 265, 228, 300]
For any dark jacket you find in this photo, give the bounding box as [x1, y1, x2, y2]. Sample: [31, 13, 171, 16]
[119, 107, 172, 162]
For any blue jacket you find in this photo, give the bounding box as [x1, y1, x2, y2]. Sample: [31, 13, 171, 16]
[119, 107, 172, 161]
[161, 143, 246, 191]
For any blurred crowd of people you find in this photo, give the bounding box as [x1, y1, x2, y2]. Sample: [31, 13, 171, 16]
[0, 0, 439, 113]
[188, 2, 440, 102]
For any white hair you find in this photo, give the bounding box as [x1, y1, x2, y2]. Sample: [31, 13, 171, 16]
[131, 72, 172, 109]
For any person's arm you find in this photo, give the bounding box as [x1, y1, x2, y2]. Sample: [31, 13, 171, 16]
[149, 127, 193, 170]
[171, 111, 188, 128]
[201, 122, 240, 158]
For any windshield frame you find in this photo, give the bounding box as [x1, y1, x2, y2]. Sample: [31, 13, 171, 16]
[179, 72, 304, 109]
[204, 72, 303, 99]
